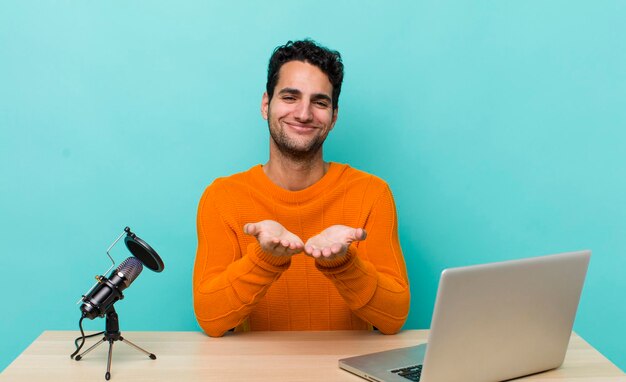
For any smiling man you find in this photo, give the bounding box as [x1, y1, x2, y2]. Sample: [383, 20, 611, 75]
[193, 40, 410, 337]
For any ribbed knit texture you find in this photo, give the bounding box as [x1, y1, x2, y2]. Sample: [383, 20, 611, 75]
[193, 163, 410, 337]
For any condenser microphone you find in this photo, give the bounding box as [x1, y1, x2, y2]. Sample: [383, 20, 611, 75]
[80, 257, 144, 319]
[77, 226, 164, 320]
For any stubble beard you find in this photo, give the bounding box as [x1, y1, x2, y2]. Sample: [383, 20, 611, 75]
[268, 120, 326, 163]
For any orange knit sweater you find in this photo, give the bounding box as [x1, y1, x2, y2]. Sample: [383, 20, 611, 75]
[193, 163, 410, 337]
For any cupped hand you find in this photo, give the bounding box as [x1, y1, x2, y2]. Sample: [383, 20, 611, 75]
[304, 225, 367, 260]
[244, 220, 304, 257]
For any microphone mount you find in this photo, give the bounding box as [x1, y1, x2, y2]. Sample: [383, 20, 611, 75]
[74, 305, 156, 381]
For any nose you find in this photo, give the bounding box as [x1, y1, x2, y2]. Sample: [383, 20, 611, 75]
[294, 101, 313, 122]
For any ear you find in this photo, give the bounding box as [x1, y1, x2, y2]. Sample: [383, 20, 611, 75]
[261, 92, 269, 120]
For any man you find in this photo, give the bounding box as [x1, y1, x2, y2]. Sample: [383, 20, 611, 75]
[193, 39, 409, 337]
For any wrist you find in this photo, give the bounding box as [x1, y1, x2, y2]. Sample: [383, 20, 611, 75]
[248, 243, 292, 270]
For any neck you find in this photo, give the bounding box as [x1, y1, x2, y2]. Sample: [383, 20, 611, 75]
[263, 150, 329, 191]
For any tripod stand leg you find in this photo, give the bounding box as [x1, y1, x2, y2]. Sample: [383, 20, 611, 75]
[72, 308, 158, 379]
[75, 338, 106, 361]
[105, 339, 114, 380]
[119, 336, 157, 360]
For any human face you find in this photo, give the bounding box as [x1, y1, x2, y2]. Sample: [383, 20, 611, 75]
[261, 61, 338, 161]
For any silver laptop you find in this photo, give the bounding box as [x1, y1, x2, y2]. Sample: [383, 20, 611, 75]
[339, 250, 591, 382]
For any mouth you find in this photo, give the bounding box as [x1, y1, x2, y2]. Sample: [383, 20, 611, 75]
[284, 122, 317, 133]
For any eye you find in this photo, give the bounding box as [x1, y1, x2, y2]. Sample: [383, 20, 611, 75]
[282, 95, 297, 102]
[314, 100, 330, 108]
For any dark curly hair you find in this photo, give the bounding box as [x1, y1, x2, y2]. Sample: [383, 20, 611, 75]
[266, 39, 344, 110]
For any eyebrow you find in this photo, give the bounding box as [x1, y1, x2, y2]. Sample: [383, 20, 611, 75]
[278, 87, 332, 103]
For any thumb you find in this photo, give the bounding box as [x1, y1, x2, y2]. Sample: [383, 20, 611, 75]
[353, 228, 367, 241]
[243, 223, 258, 236]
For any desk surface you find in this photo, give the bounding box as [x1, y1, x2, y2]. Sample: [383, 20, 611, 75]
[1, 330, 623, 381]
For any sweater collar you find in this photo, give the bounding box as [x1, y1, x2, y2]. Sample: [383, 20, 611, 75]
[248, 162, 348, 204]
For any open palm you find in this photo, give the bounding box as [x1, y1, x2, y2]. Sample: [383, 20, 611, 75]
[244, 220, 304, 257]
[305, 225, 367, 260]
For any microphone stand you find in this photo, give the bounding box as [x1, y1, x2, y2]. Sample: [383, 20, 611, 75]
[74, 306, 156, 380]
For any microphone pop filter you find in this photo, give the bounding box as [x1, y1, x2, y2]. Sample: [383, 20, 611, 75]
[123, 227, 165, 273]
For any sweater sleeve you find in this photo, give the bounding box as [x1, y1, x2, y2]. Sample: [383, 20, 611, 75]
[315, 184, 410, 334]
[193, 185, 291, 337]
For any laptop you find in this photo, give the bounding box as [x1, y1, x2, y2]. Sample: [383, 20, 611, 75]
[339, 250, 591, 382]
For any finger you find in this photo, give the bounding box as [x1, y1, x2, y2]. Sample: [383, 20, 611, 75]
[331, 243, 343, 255]
[354, 228, 367, 241]
[282, 241, 298, 251]
[311, 248, 322, 258]
[244, 223, 257, 236]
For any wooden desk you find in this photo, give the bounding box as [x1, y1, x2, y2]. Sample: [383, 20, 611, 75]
[0, 330, 623, 381]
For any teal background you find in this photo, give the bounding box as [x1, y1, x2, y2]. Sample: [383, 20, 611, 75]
[1, 0, 625, 373]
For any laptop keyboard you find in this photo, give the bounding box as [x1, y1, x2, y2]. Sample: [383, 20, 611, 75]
[390, 364, 423, 381]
